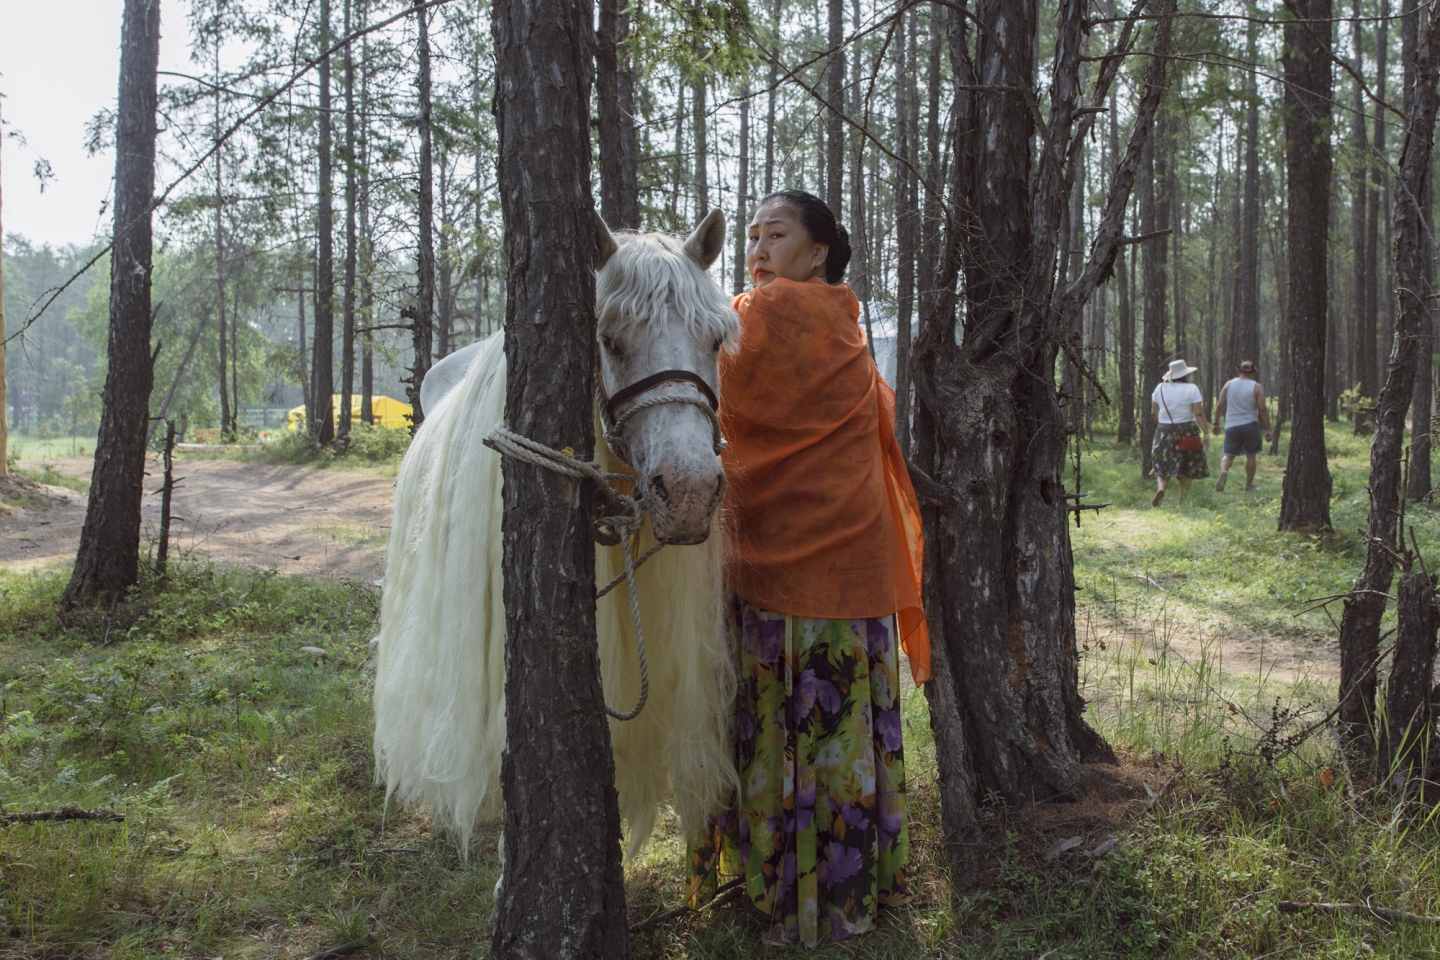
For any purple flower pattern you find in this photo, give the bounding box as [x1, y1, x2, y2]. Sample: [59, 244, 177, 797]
[686, 596, 912, 946]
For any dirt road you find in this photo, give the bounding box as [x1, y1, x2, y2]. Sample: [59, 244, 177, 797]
[0, 454, 394, 582]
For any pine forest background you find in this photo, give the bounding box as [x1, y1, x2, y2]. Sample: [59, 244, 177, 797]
[3, 0, 1435, 479]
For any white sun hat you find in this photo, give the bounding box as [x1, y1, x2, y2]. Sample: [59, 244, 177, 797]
[1163, 358, 1199, 381]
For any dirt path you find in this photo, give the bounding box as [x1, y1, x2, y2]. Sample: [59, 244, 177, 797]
[0, 453, 394, 582]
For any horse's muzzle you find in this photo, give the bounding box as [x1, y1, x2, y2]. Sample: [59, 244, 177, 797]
[648, 465, 726, 545]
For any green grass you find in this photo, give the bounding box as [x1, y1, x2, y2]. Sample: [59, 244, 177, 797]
[5, 434, 96, 462]
[0, 422, 1437, 958]
[8, 461, 90, 494]
[180, 424, 410, 475]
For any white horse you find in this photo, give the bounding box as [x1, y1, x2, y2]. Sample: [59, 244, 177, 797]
[373, 211, 740, 857]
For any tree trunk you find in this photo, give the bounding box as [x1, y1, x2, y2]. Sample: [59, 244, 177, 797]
[489, 0, 628, 953]
[63, 0, 160, 606]
[1406, 0, 1435, 500]
[1115, 86, 1135, 445]
[437, 147, 454, 359]
[826, 0, 844, 214]
[1336, 6, 1440, 754]
[894, 10, 916, 458]
[920, 7, 943, 321]
[360, 0, 373, 426]
[1353, 0, 1374, 433]
[1380, 571, 1438, 783]
[692, 78, 708, 215]
[1368, 1, 1390, 414]
[733, 83, 751, 296]
[1139, 129, 1166, 478]
[298, 283, 310, 418]
[1278, 0, 1334, 532]
[340, 0, 358, 440]
[1237, 19, 1262, 371]
[764, 0, 780, 196]
[312, 0, 336, 445]
[409, 0, 435, 432]
[214, 40, 232, 440]
[596, 0, 640, 228]
[849, 0, 872, 307]
[912, 0, 1171, 873]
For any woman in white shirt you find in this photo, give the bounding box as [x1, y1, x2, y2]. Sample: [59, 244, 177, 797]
[1149, 358, 1212, 507]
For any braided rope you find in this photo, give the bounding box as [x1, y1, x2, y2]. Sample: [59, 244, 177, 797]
[483, 424, 654, 720]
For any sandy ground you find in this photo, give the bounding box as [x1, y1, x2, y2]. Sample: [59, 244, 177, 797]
[0, 453, 394, 582]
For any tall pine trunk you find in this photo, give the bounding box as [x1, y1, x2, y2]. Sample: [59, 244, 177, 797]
[409, 0, 436, 432]
[693, 78, 709, 215]
[1406, 0, 1435, 499]
[1237, 19, 1262, 371]
[340, 0, 358, 440]
[1278, 0, 1335, 532]
[1353, 0, 1374, 433]
[596, 0, 640, 228]
[1139, 129, 1166, 478]
[894, 10, 917, 458]
[1337, 4, 1440, 756]
[1368, 2, 1390, 411]
[733, 84, 751, 295]
[764, 0, 780, 195]
[64, 0, 160, 605]
[312, 0, 336, 445]
[215, 54, 231, 440]
[826, 0, 844, 214]
[489, 0, 628, 952]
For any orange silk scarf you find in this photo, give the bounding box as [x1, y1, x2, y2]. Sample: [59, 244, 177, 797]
[720, 278, 930, 684]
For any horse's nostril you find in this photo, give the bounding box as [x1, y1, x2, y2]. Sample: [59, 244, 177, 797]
[649, 474, 670, 505]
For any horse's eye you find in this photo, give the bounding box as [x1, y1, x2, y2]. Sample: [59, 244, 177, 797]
[601, 336, 625, 359]
[711, 337, 723, 353]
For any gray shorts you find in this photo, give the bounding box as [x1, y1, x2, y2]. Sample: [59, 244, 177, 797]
[1223, 422, 1263, 457]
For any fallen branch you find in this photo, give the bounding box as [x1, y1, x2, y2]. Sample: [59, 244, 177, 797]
[629, 878, 744, 933]
[301, 933, 376, 960]
[1279, 900, 1440, 925]
[1, 805, 124, 825]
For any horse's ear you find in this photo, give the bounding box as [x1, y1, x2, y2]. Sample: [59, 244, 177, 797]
[593, 210, 619, 271]
[683, 208, 726, 271]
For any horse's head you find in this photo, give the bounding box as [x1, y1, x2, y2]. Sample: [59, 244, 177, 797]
[594, 210, 739, 545]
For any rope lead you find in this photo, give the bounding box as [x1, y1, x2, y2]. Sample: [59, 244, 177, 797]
[483, 424, 657, 721]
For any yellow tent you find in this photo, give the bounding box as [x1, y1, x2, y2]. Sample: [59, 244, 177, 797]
[288, 394, 412, 432]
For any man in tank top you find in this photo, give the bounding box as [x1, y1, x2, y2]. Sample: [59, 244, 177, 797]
[1212, 360, 1271, 492]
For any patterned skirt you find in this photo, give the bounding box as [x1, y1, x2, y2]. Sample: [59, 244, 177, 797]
[686, 596, 912, 946]
[1151, 422, 1210, 479]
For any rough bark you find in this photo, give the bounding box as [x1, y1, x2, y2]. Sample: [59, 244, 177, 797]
[360, 0, 373, 426]
[763, 0, 780, 196]
[693, 78, 709, 215]
[214, 44, 231, 439]
[64, 0, 160, 606]
[1370, 1, 1390, 401]
[312, 0, 336, 445]
[1379, 571, 1438, 783]
[596, 0, 640, 228]
[340, 0, 358, 440]
[1353, 0, 1374, 433]
[1405, 0, 1435, 499]
[733, 84, 751, 296]
[409, 0, 436, 432]
[1278, 0, 1334, 533]
[1336, 6, 1440, 754]
[826, 0, 844, 215]
[1139, 129, 1166, 478]
[895, 10, 916, 458]
[1237, 19, 1262, 371]
[489, 0, 627, 953]
[911, 0, 1169, 848]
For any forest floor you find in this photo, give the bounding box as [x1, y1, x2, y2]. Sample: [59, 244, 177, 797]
[0, 422, 1437, 958]
[0, 451, 394, 582]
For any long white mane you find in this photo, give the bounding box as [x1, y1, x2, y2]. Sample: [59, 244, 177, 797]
[372, 229, 738, 857]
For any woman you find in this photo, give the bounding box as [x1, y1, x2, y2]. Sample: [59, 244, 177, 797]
[1150, 358, 1212, 506]
[686, 191, 929, 945]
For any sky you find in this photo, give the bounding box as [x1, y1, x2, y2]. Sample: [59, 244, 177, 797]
[1, 0, 195, 251]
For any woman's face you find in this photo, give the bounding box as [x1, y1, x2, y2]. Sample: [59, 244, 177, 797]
[745, 203, 828, 287]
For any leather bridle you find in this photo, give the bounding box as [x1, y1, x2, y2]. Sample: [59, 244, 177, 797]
[597, 364, 726, 466]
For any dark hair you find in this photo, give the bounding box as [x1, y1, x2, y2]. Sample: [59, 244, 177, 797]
[759, 190, 852, 283]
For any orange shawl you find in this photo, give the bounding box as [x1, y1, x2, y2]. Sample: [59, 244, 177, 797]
[719, 278, 930, 683]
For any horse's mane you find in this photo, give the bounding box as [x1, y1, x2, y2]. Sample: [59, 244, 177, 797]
[597, 231, 740, 350]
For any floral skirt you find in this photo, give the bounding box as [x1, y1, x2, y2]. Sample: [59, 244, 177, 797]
[685, 596, 912, 946]
[1151, 422, 1210, 479]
